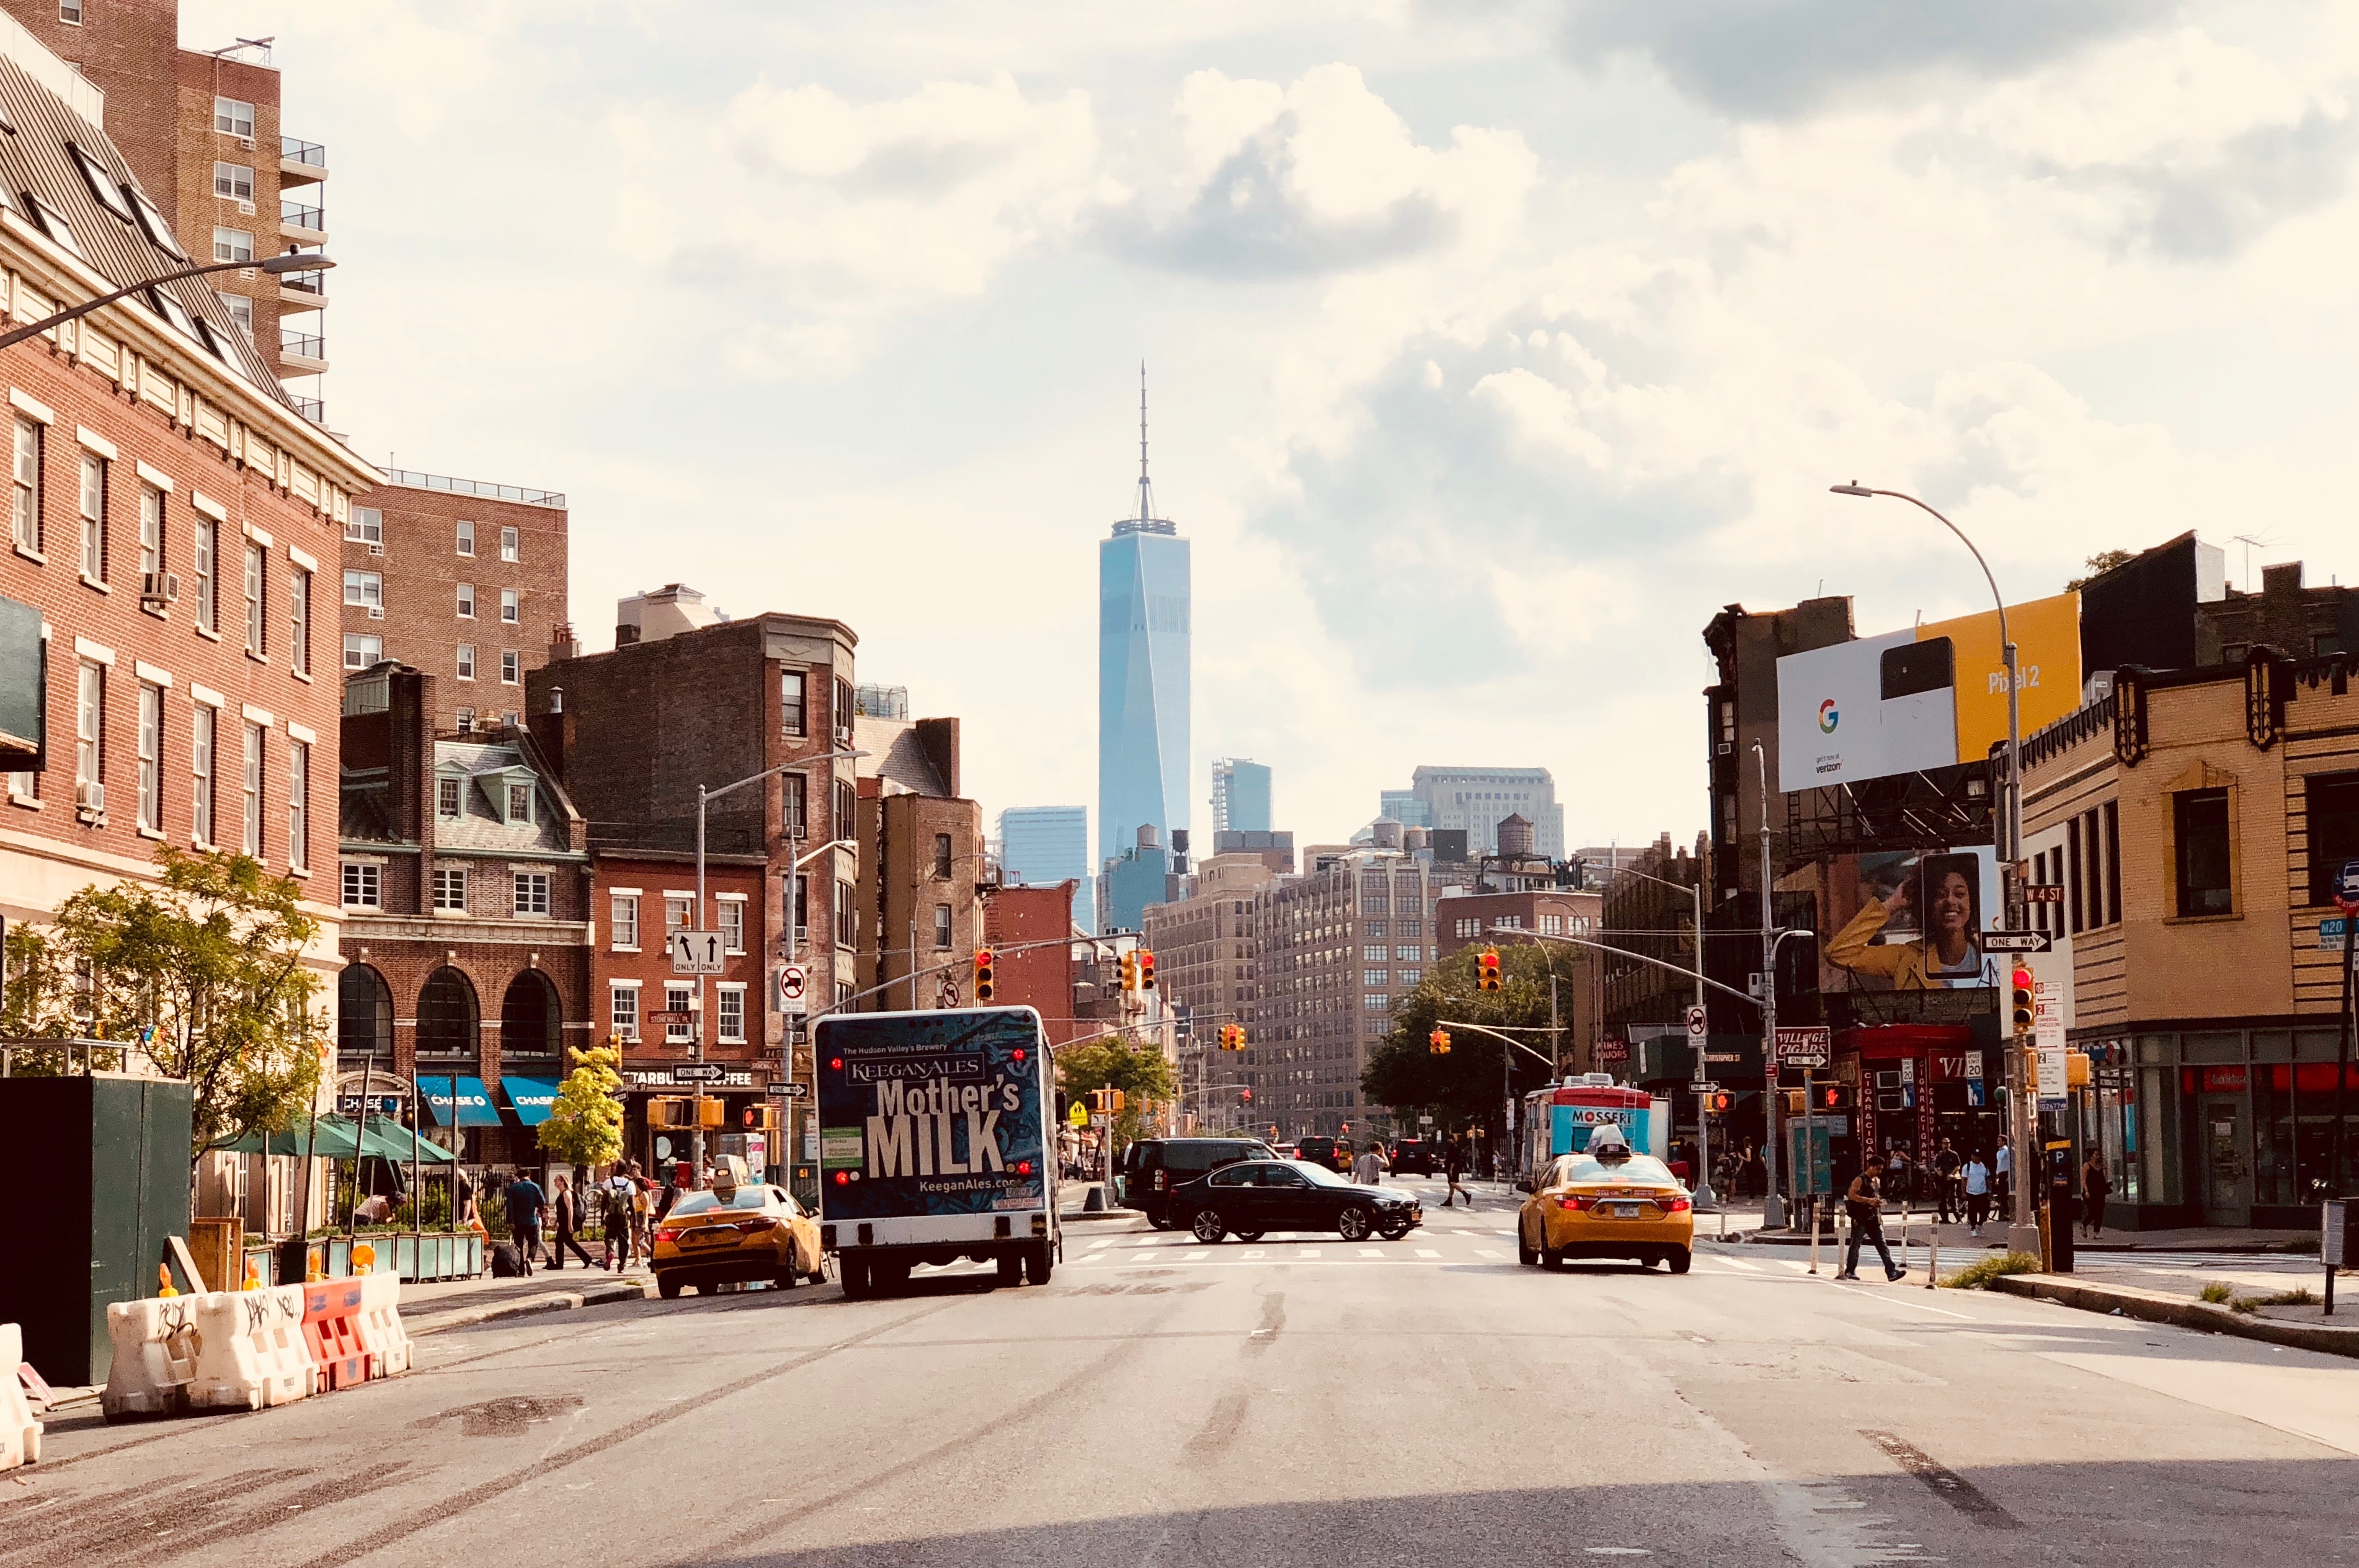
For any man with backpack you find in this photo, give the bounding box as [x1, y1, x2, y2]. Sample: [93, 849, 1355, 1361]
[602, 1167, 639, 1270]
[1835, 1155, 1906, 1283]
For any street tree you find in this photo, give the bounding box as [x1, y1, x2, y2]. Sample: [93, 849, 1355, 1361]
[537, 1044, 626, 1170]
[1362, 940, 1589, 1138]
[2, 846, 327, 1161]
[1055, 1033, 1177, 1154]
[2066, 549, 2136, 591]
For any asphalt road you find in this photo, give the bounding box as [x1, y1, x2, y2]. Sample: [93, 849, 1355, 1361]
[15, 1176, 2359, 1567]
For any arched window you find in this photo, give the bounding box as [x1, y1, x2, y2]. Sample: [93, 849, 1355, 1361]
[499, 970, 561, 1066]
[416, 967, 479, 1061]
[337, 963, 393, 1062]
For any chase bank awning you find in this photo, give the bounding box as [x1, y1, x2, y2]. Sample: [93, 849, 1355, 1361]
[420, 1075, 502, 1127]
[500, 1076, 560, 1126]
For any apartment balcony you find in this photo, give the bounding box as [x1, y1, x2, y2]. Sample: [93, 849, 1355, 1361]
[287, 394, 325, 424]
[278, 268, 329, 311]
[280, 136, 327, 188]
[280, 329, 327, 374]
[280, 200, 326, 246]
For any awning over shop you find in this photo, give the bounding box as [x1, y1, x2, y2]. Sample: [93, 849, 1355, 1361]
[363, 1115, 456, 1163]
[501, 1076, 560, 1126]
[420, 1076, 502, 1127]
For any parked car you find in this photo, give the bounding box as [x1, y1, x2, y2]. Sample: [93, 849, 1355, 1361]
[1122, 1137, 1276, 1227]
[1292, 1135, 1352, 1172]
[652, 1183, 825, 1298]
[1173, 1159, 1421, 1243]
[1388, 1138, 1441, 1177]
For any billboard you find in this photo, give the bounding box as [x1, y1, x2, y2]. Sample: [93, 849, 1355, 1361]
[814, 1010, 1049, 1220]
[1777, 592, 2082, 792]
[1818, 845, 2004, 993]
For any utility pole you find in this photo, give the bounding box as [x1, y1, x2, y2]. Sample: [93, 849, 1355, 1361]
[1756, 742, 1784, 1229]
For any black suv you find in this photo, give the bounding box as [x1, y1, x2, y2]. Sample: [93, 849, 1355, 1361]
[1122, 1138, 1276, 1228]
[1389, 1138, 1439, 1177]
[1292, 1136, 1353, 1173]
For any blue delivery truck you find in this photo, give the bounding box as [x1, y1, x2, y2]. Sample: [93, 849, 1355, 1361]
[815, 1006, 1059, 1298]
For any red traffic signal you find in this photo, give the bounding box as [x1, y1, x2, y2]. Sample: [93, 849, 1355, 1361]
[974, 948, 997, 1002]
[1240, 1088, 1252, 1102]
[1140, 949, 1158, 990]
[1478, 947, 1502, 992]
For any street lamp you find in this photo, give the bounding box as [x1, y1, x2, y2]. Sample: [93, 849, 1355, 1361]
[1611, 861, 1717, 1209]
[1830, 482, 2035, 1251]
[0, 250, 331, 352]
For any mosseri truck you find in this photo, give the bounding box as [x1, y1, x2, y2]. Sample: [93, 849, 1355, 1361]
[815, 1005, 1059, 1298]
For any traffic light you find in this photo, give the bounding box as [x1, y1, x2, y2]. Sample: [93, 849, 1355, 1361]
[647, 1096, 689, 1129]
[1219, 1024, 1248, 1051]
[1782, 1089, 1806, 1116]
[1706, 1092, 1732, 1114]
[742, 1105, 779, 1131]
[696, 1096, 726, 1129]
[2011, 964, 2035, 1032]
[1818, 1084, 1853, 1112]
[1478, 948, 1501, 992]
[1240, 1088, 1253, 1103]
[1140, 949, 1157, 990]
[1118, 951, 1140, 992]
[1112, 1089, 1126, 1115]
[973, 947, 996, 1003]
[1428, 1028, 1452, 1056]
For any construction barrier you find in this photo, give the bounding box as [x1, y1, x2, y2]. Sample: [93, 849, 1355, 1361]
[100, 1293, 201, 1421]
[2, 1324, 41, 1470]
[301, 1278, 369, 1389]
[353, 1270, 414, 1380]
[187, 1285, 314, 1412]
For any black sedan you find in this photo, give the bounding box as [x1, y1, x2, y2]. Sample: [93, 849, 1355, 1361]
[1171, 1159, 1422, 1244]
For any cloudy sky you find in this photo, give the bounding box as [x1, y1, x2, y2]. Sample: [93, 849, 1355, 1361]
[188, 1, 2359, 856]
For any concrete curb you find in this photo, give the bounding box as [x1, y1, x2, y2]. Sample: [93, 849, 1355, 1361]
[1992, 1273, 2359, 1358]
[407, 1278, 650, 1335]
[1061, 1208, 1143, 1223]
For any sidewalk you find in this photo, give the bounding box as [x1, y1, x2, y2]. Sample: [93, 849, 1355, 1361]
[1994, 1262, 2359, 1359]
[1733, 1208, 2317, 1254]
[398, 1263, 652, 1334]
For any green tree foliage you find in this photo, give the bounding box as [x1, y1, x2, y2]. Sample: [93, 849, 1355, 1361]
[2066, 549, 2136, 592]
[536, 1044, 625, 1169]
[4, 846, 326, 1159]
[1362, 940, 1589, 1135]
[1055, 1034, 1178, 1153]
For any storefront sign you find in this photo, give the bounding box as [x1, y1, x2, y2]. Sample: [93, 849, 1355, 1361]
[1594, 1039, 1630, 1064]
[2198, 1066, 2248, 1093]
[624, 1065, 757, 1089]
[1775, 1027, 1831, 1068]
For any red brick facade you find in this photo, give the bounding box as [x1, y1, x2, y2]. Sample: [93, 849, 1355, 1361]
[982, 880, 1080, 1039]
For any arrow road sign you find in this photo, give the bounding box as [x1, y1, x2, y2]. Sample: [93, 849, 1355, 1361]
[1981, 931, 2051, 953]
[673, 1063, 726, 1083]
[1775, 1027, 1831, 1068]
[767, 1081, 810, 1099]
[1691, 1081, 1721, 1095]
[672, 931, 726, 975]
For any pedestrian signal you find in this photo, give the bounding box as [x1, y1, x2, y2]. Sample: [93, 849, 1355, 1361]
[1428, 1028, 1452, 1055]
[1818, 1084, 1853, 1112]
[1478, 948, 1502, 992]
[1706, 1092, 1732, 1114]
[2010, 964, 2035, 1031]
[742, 1105, 779, 1131]
[973, 948, 997, 1003]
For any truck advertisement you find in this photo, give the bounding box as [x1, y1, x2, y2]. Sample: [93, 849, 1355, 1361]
[815, 1008, 1049, 1221]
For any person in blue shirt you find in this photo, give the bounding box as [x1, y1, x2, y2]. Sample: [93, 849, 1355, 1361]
[505, 1171, 548, 1276]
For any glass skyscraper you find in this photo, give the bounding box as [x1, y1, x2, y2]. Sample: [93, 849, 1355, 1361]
[1098, 375, 1190, 901]
[997, 805, 1091, 934]
[1212, 758, 1272, 834]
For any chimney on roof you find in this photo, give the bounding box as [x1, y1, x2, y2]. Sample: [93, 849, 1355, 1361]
[616, 583, 721, 647]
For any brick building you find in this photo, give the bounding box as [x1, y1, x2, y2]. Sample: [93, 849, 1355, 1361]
[980, 879, 1080, 1040]
[2, 3, 334, 420]
[1143, 851, 1279, 1118]
[853, 711, 985, 1012]
[334, 663, 591, 1167]
[0, 20, 376, 1027]
[340, 469, 571, 731]
[528, 605, 862, 1170]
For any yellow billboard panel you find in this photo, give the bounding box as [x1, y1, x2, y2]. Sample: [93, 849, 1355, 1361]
[1915, 591, 2081, 764]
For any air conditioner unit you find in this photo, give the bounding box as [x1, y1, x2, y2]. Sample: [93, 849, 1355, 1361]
[368, 542, 384, 556]
[75, 779, 104, 816]
[141, 570, 180, 606]
[1875, 1070, 1901, 1090]
[1877, 1090, 1907, 1112]
[1715, 742, 1733, 756]
[238, 135, 255, 151]
[236, 198, 255, 216]
[368, 605, 383, 619]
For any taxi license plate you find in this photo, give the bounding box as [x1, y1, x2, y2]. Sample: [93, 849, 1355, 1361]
[686, 1228, 734, 1244]
[1607, 1202, 1643, 1219]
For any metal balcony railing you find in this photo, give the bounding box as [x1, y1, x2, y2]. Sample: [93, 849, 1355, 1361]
[281, 202, 324, 230]
[386, 469, 567, 508]
[280, 270, 327, 296]
[281, 331, 325, 360]
[289, 396, 325, 423]
[281, 136, 326, 167]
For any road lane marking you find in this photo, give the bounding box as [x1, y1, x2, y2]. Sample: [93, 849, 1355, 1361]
[1828, 1282, 1971, 1318]
[1184, 1249, 1211, 1261]
[1295, 1249, 1323, 1259]
[1359, 1248, 1384, 1257]
[1477, 1248, 1506, 1259]
[1416, 1249, 1442, 1258]
[1088, 1238, 1117, 1249]
[1718, 1257, 1764, 1272]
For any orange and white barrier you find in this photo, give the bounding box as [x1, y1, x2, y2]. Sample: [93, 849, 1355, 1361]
[2, 1325, 40, 1469]
[187, 1285, 314, 1412]
[301, 1278, 369, 1389]
[100, 1293, 202, 1420]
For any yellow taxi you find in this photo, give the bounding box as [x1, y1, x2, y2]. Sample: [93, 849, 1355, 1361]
[652, 1182, 825, 1299]
[1516, 1130, 1694, 1274]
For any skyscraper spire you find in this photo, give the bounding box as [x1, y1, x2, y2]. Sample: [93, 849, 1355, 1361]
[1137, 360, 1155, 524]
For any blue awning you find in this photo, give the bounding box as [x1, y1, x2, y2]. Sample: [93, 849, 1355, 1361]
[501, 1076, 560, 1126]
[419, 1076, 502, 1127]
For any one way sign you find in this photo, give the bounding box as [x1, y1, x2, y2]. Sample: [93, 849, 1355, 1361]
[671, 930, 726, 975]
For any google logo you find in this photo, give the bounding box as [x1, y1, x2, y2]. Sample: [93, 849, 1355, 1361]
[1818, 699, 1839, 733]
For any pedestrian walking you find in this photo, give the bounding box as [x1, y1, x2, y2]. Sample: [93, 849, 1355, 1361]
[1442, 1138, 1470, 1208]
[548, 1175, 598, 1270]
[1884, 1146, 1913, 1211]
[2081, 1149, 2112, 1239]
[601, 1167, 638, 1270]
[505, 1169, 547, 1277]
[1933, 1139, 1963, 1223]
[1353, 1141, 1388, 1184]
[1836, 1156, 1906, 1282]
[1994, 1134, 2013, 1217]
[655, 1161, 693, 1223]
[1961, 1151, 1992, 1237]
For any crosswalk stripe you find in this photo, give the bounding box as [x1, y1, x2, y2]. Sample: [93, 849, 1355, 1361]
[1295, 1249, 1322, 1259]
[1476, 1248, 1506, 1259]
[1184, 1249, 1210, 1261]
[1416, 1249, 1442, 1259]
[1719, 1257, 1763, 1272]
[1359, 1248, 1384, 1258]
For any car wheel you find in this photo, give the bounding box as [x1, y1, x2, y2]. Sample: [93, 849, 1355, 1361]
[1191, 1208, 1227, 1244]
[1338, 1207, 1374, 1242]
[775, 1267, 799, 1290]
[1668, 1247, 1692, 1275]
[1233, 1230, 1264, 1242]
[1377, 1220, 1411, 1241]
[1540, 1237, 1565, 1270]
[997, 1254, 1023, 1286]
[1024, 1239, 1054, 1285]
[1517, 1218, 1537, 1267]
[657, 1275, 683, 1300]
[840, 1256, 869, 1300]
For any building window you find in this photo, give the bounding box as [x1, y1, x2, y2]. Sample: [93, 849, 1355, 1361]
[289, 566, 310, 675]
[78, 452, 104, 582]
[513, 870, 551, 916]
[243, 541, 265, 656]
[500, 588, 518, 624]
[611, 893, 640, 949]
[453, 707, 474, 733]
[341, 862, 381, 909]
[213, 96, 255, 136]
[192, 515, 215, 631]
[456, 644, 475, 680]
[1399, 968, 1422, 986]
[342, 569, 381, 609]
[12, 416, 40, 555]
[500, 650, 519, 684]
[610, 984, 639, 1042]
[933, 833, 953, 878]
[191, 704, 214, 845]
[794, 874, 809, 946]
[137, 485, 162, 588]
[343, 633, 381, 670]
[500, 526, 518, 562]
[455, 520, 474, 556]
[1362, 944, 1386, 962]
[241, 722, 263, 854]
[781, 670, 806, 735]
[345, 507, 381, 546]
[717, 985, 745, 1044]
[136, 682, 161, 833]
[506, 782, 533, 823]
[74, 659, 102, 804]
[211, 228, 254, 264]
[2309, 773, 2359, 908]
[456, 582, 474, 618]
[433, 867, 468, 911]
[212, 161, 254, 201]
[1395, 944, 1421, 961]
[1454, 917, 1479, 939]
[1363, 969, 1388, 987]
[215, 291, 253, 342]
[719, 898, 745, 953]
[835, 779, 855, 838]
[835, 880, 857, 949]
[933, 903, 953, 949]
[287, 738, 308, 869]
[1365, 993, 1390, 1013]
[666, 983, 694, 1043]
[60, 1, 83, 24]
[2173, 788, 2233, 917]
[781, 773, 807, 838]
[664, 895, 692, 934]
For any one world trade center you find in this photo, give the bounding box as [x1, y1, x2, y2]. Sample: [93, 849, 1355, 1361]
[1098, 370, 1190, 921]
